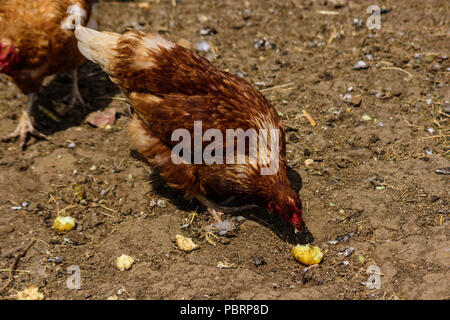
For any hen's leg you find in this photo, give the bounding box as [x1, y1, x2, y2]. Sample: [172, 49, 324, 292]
[1, 93, 48, 149]
[68, 69, 85, 108]
[219, 196, 236, 206]
[196, 194, 258, 223]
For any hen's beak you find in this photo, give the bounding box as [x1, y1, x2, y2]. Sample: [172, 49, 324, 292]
[294, 227, 301, 234]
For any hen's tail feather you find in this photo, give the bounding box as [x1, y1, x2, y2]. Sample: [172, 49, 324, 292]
[74, 25, 120, 72]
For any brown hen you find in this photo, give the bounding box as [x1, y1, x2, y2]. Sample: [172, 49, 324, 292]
[0, 0, 95, 148]
[74, 25, 303, 232]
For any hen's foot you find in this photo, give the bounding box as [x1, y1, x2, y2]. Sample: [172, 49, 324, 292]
[1, 111, 48, 149]
[59, 70, 86, 112]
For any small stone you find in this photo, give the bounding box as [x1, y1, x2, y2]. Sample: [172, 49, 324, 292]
[89, 165, 97, 171]
[156, 200, 166, 208]
[338, 247, 354, 257]
[304, 159, 314, 166]
[253, 256, 266, 267]
[426, 127, 435, 134]
[444, 103, 450, 115]
[362, 114, 372, 121]
[353, 60, 368, 70]
[349, 95, 362, 106]
[195, 40, 211, 52]
[199, 27, 217, 36]
[330, 0, 347, 8]
[68, 142, 76, 149]
[342, 93, 352, 102]
[49, 256, 64, 264]
[435, 167, 450, 175]
[430, 195, 440, 202]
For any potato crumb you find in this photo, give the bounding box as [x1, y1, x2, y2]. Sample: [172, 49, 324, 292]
[292, 244, 323, 265]
[116, 254, 134, 271]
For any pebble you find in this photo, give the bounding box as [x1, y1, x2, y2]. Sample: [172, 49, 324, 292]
[49, 256, 64, 264]
[362, 114, 372, 121]
[444, 103, 450, 115]
[12, 206, 22, 211]
[68, 142, 76, 149]
[338, 247, 354, 257]
[254, 37, 276, 50]
[435, 167, 450, 175]
[253, 256, 266, 267]
[195, 40, 211, 52]
[156, 200, 166, 208]
[199, 27, 217, 36]
[330, 0, 347, 8]
[350, 95, 362, 106]
[342, 93, 352, 102]
[353, 60, 368, 70]
[426, 128, 435, 134]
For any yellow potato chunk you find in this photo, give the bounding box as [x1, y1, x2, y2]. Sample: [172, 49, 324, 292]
[175, 234, 199, 252]
[116, 254, 134, 271]
[292, 244, 323, 265]
[53, 215, 76, 233]
[17, 285, 44, 300]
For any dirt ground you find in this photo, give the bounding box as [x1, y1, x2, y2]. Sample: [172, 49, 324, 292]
[0, 0, 449, 300]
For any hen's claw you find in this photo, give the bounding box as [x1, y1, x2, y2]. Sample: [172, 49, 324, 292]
[1, 111, 48, 149]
